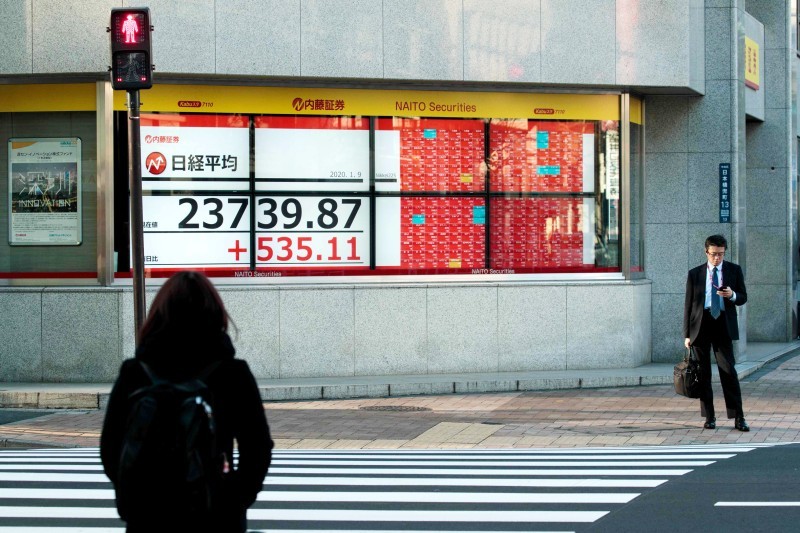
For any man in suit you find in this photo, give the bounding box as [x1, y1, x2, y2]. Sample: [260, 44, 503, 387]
[683, 234, 749, 431]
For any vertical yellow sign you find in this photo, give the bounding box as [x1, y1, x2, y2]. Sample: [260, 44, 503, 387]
[745, 36, 760, 90]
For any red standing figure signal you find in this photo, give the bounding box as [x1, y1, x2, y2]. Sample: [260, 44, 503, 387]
[122, 15, 139, 43]
[108, 8, 153, 90]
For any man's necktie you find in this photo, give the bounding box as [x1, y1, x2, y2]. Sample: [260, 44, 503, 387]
[711, 267, 721, 319]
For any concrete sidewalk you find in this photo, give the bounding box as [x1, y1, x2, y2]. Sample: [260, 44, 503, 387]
[1, 341, 799, 409]
[1, 340, 799, 449]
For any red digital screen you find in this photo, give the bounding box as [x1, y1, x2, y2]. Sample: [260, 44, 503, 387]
[399, 197, 485, 269]
[377, 118, 485, 192]
[490, 197, 587, 270]
[254, 116, 368, 130]
[489, 120, 595, 193]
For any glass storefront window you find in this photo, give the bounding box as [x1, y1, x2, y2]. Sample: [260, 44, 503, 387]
[487, 119, 618, 273]
[0, 111, 98, 279]
[628, 96, 644, 277]
[0, 85, 636, 283]
[117, 109, 622, 278]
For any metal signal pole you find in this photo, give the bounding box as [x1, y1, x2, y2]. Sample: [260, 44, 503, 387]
[109, 8, 153, 346]
[128, 89, 146, 342]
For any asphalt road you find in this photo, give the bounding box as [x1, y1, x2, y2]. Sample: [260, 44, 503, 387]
[1, 443, 796, 531]
[588, 442, 800, 532]
[0, 409, 51, 425]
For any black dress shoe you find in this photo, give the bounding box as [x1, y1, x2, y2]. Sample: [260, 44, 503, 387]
[703, 417, 716, 429]
[735, 417, 750, 432]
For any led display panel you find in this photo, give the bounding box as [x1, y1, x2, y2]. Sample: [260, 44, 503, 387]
[253, 116, 371, 272]
[253, 195, 370, 271]
[376, 196, 486, 272]
[122, 87, 621, 278]
[375, 118, 485, 192]
[138, 114, 250, 271]
[255, 116, 370, 192]
[489, 120, 595, 193]
[489, 197, 595, 271]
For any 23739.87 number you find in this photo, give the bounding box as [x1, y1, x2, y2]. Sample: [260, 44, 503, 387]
[176, 197, 362, 231]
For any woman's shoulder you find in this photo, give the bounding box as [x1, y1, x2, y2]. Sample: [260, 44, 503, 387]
[116, 358, 146, 380]
[217, 358, 255, 379]
[207, 358, 256, 385]
[107, 358, 149, 399]
[120, 358, 141, 370]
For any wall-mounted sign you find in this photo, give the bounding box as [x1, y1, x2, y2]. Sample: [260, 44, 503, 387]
[719, 163, 731, 223]
[8, 138, 82, 245]
[744, 13, 765, 121]
[745, 36, 760, 90]
[114, 85, 621, 121]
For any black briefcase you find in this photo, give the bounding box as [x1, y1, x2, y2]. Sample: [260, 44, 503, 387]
[674, 347, 702, 398]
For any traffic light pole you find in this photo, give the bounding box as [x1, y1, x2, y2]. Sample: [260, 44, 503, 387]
[128, 89, 146, 343]
[109, 8, 152, 344]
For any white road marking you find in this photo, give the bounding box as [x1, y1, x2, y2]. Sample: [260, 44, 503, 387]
[715, 501, 800, 507]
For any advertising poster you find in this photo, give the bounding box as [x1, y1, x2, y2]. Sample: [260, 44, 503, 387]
[8, 138, 82, 245]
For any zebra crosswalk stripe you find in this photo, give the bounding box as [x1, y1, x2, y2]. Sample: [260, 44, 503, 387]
[0, 444, 781, 532]
[0, 488, 638, 504]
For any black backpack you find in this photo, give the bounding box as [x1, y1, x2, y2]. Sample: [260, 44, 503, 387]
[115, 360, 224, 522]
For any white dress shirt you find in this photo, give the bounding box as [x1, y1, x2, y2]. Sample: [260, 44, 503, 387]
[705, 260, 736, 309]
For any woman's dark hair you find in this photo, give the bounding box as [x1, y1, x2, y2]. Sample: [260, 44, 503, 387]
[137, 271, 231, 345]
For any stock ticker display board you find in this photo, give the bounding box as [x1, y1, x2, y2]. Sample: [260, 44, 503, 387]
[129, 88, 621, 278]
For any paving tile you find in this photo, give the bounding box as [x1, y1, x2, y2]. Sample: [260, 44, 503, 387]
[3, 351, 800, 450]
[325, 439, 372, 449]
[362, 439, 409, 449]
[476, 436, 519, 447]
[290, 439, 336, 449]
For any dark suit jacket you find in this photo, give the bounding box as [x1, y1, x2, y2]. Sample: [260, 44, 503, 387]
[683, 261, 747, 343]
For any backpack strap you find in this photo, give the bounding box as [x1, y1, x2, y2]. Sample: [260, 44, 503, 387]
[197, 360, 223, 382]
[197, 360, 222, 381]
[138, 361, 167, 386]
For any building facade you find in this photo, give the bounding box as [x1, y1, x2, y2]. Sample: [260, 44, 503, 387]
[0, 0, 797, 384]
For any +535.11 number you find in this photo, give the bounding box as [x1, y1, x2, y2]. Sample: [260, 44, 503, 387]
[209, 197, 365, 264]
[252, 235, 361, 263]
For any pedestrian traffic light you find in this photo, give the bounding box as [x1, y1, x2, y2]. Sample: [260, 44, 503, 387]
[109, 8, 153, 90]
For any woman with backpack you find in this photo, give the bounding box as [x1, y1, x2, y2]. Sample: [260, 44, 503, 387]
[101, 270, 273, 532]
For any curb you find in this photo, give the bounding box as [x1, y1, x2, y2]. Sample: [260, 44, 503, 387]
[257, 373, 676, 402]
[1, 343, 798, 410]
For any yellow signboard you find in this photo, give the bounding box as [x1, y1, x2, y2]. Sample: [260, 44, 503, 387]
[0, 82, 621, 121]
[630, 95, 643, 125]
[0, 84, 96, 112]
[745, 36, 760, 90]
[113, 85, 620, 120]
